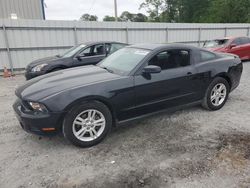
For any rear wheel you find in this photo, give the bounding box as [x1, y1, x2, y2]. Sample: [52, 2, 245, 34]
[63, 101, 112, 147]
[202, 77, 230, 111]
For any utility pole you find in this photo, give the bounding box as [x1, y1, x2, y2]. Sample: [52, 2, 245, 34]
[114, 0, 118, 21]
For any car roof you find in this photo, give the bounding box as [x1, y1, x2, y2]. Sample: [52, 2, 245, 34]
[127, 43, 199, 51]
[80, 41, 128, 46]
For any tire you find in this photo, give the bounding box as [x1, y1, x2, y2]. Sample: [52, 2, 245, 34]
[202, 77, 230, 111]
[62, 101, 112, 147]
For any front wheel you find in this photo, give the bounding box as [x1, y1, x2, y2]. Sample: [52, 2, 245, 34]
[63, 101, 112, 147]
[202, 77, 230, 111]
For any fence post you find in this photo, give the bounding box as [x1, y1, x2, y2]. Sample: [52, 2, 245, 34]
[198, 27, 202, 47]
[224, 27, 228, 37]
[247, 27, 250, 37]
[2, 25, 14, 74]
[125, 27, 129, 44]
[73, 25, 78, 45]
[166, 27, 169, 43]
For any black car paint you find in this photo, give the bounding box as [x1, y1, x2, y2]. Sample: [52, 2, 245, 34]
[25, 42, 127, 80]
[14, 44, 243, 135]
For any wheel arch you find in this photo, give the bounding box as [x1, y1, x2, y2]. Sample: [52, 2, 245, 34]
[63, 96, 117, 125]
[213, 72, 232, 90]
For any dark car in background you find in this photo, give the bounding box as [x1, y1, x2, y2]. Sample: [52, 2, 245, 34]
[25, 41, 127, 80]
[203, 36, 250, 60]
[14, 44, 243, 147]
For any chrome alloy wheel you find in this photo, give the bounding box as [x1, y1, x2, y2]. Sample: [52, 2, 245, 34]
[72, 109, 106, 142]
[210, 83, 227, 106]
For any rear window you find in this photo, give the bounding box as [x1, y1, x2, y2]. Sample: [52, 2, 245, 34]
[203, 39, 229, 48]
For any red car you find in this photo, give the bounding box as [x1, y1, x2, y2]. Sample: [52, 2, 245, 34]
[204, 36, 250, 60]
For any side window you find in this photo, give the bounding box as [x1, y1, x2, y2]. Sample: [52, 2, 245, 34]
[200, 50, 216, 62]
[79, 46, 92, 56]
[78, 44, 105, 57]
[148, 49, 190, 70]
[240, 37, 250, 45]
[232, 38, 242, 46]
[93, 44, 105, 55]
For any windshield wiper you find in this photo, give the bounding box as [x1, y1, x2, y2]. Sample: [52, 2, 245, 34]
[101, 66, 114, 73]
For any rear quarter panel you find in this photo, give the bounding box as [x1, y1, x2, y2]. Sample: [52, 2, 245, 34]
[194, 54, 242, 94]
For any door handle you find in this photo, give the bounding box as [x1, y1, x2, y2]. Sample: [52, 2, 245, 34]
[187, 72, 192, 75]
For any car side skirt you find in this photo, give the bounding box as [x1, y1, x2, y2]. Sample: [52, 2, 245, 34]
[116, 100, 202, 126]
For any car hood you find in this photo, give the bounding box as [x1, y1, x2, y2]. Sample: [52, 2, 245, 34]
[16, 65, 122, 101]
[27, 56, 69, 68]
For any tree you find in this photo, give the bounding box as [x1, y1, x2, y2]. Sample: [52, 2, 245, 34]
[178, 0, 210, 23]
[103, 15, 116, 21]
[205, 0, 250, 23]
[80, 14, 98, 21]
[119, 11, 148, 22]
[140, 0, 250, 23]
[134, 13, 148, 22]
[120, 11, 134, 21]
[140, 0, 164, 22]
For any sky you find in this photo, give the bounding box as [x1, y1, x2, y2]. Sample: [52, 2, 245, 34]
[44, 0, 147, 21]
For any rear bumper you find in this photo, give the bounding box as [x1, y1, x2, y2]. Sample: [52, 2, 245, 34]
[13, 99, 63, 136]
[230, 62, 243, 92]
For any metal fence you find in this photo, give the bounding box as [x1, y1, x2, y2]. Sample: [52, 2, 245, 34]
[0, 19, 250, 73]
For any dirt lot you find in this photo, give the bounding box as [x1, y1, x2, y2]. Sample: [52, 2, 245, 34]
[0, 62, 250, 188]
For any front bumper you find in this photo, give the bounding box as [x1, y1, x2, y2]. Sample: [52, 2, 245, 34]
[13, 99, 63, 136]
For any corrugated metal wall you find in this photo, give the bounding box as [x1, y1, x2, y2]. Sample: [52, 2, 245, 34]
[0, 19, 250, 72]
[0, 0, 44, 20]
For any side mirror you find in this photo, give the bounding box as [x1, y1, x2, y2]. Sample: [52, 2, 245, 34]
[229, 44, 237, 49]
[76, 54, 84, 60]
[142, 65, 161, 74]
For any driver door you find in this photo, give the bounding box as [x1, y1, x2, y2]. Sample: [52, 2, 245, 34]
[133, 49, 199, 117]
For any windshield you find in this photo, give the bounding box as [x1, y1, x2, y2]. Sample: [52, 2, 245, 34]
[203, 39, 229, 48]
[59, 44, 86, 58]
[98, 47, 150, 75]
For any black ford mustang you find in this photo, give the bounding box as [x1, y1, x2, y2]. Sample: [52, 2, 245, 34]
[25, 41, 127, 80]
[14, 44, 243, 147]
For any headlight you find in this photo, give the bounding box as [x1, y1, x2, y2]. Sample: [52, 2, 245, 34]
[31, 63, 48, 72]
[28, 102, 48, 113]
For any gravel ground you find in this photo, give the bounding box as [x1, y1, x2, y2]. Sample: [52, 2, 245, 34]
[0, 62, 250, 188]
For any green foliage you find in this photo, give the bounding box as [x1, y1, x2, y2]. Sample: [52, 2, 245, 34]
[102, 11, 148, 22]
[140, 0, 250, 23]
[205, 0, 250, 23]
[103, 15, 116, 21]
[120, 11, 148, 22]
[82, 0, 250, 23]
[80, 14, 98, 21]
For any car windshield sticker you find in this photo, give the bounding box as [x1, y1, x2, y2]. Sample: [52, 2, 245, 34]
[134, 50, 149, 55]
